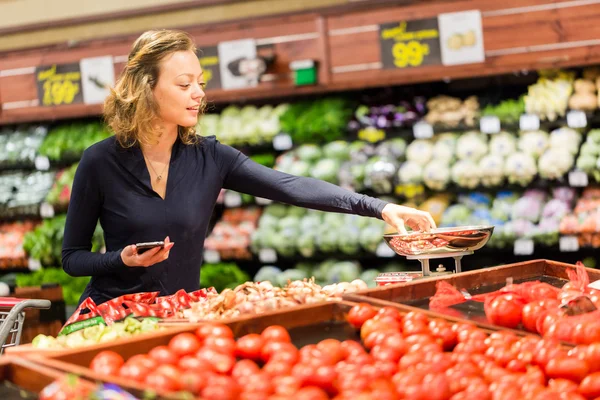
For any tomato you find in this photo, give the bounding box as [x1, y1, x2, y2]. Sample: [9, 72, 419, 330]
[431, 325, 458, 351]
[178, 355, 204, 371]
[149, 345, 179, 365]
[180, 370, 207, 394]
[269, 345, 299, 364]
[456, 326, 485, 343]
[263, 359, 293, 377]
[119, 362, 151, 382]
[202, 381, 241, 400]
[505, 359, 527, 373]
[579, 372, 600, 398]
[485, 294, 526, 329]
[90, 350, 125, 376]
[236, 334, 265, 360]
[345, 352, 374, 366]
[169, 332, 201, 357]
[398, 351, 426, 370]
[361, 317, 401, 340]
[402, 320, 429, 336]
[305, 365, 337, 394]
[317, 339, 344, 363]
[547, 378, 578, 393]
[545, 357, 589, 382]
[232, 359, 260, 380]
[273, 375, 301, 396]
[126, 354, 157, 369]
[382, 334, 407, 355]
[585, 343, 600, 373]
[292, 363, 315, 385]
[39, 377, 93, 400]
[422, 372, 452, 400]
[261, 325, 291, 343]
[583, 322, 600, 345]
[377, 307, 403, 322]
[197, 348, 236, 374]
[294, 386, 329, 400]
[196, 323, 234, 340]
[299, 345, 333, 366]
[340, 340, 366, 359]
[364, 330, 395, 350]
[347, 303, 378, 329]
[262, 341, 298, 363]
[371, 344, 403, 363]
[243, 372, 274, 395]
[376, 361, 398, 378]
[204, 336, 237, 356]
[145, 370, 181, 393]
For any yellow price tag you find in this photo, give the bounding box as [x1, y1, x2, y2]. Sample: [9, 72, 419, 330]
[42, 80, 80, 106]
[358, 127, 386, 143]
[37, 64, 82, 106]
[392, 40, 430, 68]
[395, 183, 425, 198]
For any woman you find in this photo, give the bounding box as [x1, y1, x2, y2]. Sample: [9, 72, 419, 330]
[62, 29, 436, 305]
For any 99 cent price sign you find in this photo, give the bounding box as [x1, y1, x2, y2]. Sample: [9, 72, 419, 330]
[379, 18, 442, 69]
[36, 63, 84, 107]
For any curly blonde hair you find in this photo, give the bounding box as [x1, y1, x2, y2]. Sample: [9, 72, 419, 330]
[104, 29, 204, 148]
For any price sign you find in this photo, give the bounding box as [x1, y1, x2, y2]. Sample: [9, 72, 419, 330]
[567, 110, 587, 129]
[519, 114, 540, 131]
[569, 170, 589, 187]
[376, 242, 396, 258]
[479, 116, 501, 134]
[273, 133, 293, 151]
[204, 249, 221, 264]
[224, 191, 243, 208]
[379, 19, 442, 69]
[413, 121, 434, 139]
[36, 63, 84, 107]
[395, 183, 425, 198]
[39, 202, 55, 219]
[34, 155, 50, 171]
[28, 258, 42, 272]
[358, 127, 386, 143]
[514, 239, 534, 256]
[258, 248, 277, 263]
[198, 46, 222, 91]
[559, 236, 580, 252]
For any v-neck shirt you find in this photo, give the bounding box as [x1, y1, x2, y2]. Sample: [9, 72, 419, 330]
[62, 135, 388, 305]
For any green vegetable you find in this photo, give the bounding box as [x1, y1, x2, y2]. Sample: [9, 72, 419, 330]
[16, 267, 90, 306]
[279, 98, 353, 143]
[482, 97, 525, 125]
[200, 262, 249, 292]
[38, 122, 112, 161]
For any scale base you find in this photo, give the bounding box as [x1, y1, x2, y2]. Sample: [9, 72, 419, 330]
[406, 251, 474, 276]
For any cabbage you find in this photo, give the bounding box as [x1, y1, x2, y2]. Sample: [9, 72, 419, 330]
[549, 127, 581, 154]
[364, 156, 398, 194]
[441, 204, 472, 226]
[479, 154, 505, 187]
[287, 207, 307, 219]
[360, 269, 381, 288]
[278, 216, 301, 231]
[300, 214, 322, 233]
[489, 132, 517, 158]
[272, 228, 297, 257]
[589, 129, 600, 145]
[254, 266, 282, 283]
[318, 229, 339, 253]
[451, 160, 480, 189]
[406, 140, 434, 165]
[504, 152, 537, 186]
[376, 138, 407, 159]
[339, 225, 361, 255]
[258, 214, 279, 230]
[518, 130, 549, 158]
[323, 141, 350, 160]
[538, 148, 574, 180]
[456, 132, 488, 162]
[580, 141, 600, 157]
[577, 154, 597, 174]
[288, 160, 311, 177]
[296, 144, 322, 163]
[432, 141, 455, 163]
[338, 161, 366, 191]
[398, 161, 423, 184]
[325, 261, 361, 284]
[310, 159, 340, 183]
[423, 160, 451, 190]
[276, 269, 309, 287]
[297, 233, 316, 257]
[360, 225, 384, 252]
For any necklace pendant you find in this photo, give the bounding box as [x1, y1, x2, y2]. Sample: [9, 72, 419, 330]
[157, 175, 162, 181]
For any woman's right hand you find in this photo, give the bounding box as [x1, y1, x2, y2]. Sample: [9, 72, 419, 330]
[121, 236, 174, 267]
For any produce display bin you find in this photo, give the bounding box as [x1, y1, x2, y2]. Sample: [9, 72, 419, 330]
[0, 356, 96, 396]
[29, 301, 365, 398]
[343, 259, 597, 330]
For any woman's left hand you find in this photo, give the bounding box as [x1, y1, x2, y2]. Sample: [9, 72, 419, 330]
[381, 204, 437, 235]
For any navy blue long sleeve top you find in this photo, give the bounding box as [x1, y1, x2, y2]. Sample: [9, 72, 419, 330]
[62, 135, 388, 305]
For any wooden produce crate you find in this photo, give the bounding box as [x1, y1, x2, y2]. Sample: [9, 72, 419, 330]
[30, 301, 366, 398]
[343, 259, 597, 331]
[0, 356, 96, 396]
[14, 285, 65, 344]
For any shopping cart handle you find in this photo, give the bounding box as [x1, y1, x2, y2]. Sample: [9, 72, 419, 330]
[0, 297, 51, 309]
